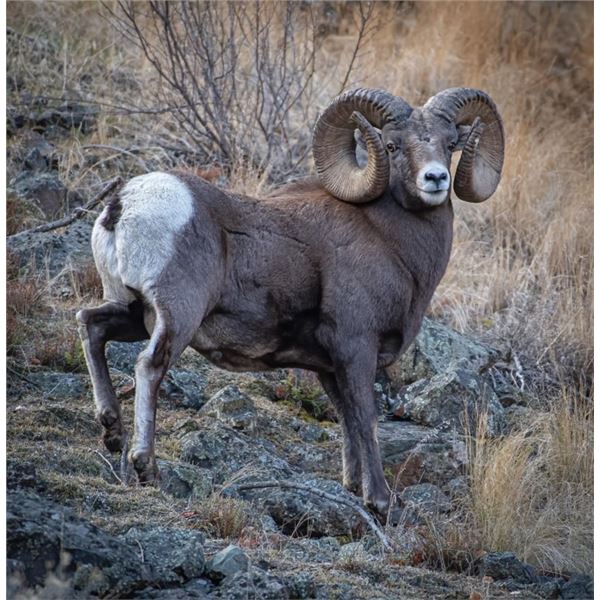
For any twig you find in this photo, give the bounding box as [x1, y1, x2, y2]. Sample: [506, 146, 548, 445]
[337, 2, 374, 94]
[120, 433, 130, 486]
[135, 539, 145, 563]
[229, 479, 395, 552]
[7, 177, 123, 240]
[94, 449, 124, 485]
[81, 144, 149, 171]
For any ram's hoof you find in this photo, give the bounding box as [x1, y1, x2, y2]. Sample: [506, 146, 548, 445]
[364, 493, 391, 518]
[97, 408, 125, 453]
[343, 479, 362, 496]
[130, 449, 159, 484]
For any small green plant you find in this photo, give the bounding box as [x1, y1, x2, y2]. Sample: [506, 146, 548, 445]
[274, 370, 335, 421]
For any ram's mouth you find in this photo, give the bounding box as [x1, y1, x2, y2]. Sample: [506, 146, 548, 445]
[417, 188, 449, 205]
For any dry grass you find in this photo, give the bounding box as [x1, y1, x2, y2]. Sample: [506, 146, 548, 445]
[467, 391, 593, 574]
[186, 493, 255, 540]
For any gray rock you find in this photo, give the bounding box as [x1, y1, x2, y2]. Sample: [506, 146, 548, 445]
[560, 574, 593, 599]
[165, 369, 209, 409]
[7, 490, 147, 597]
[20, 131, 57, 171]
[200, 385, 257, 430]
[399, 483, 452, 515]
[11, 171, 83, 219]
[157, 459, 213, 500]
[206, 545, 249, 582]
[33, 102, 98, 134]
[477, 552, 537, 583]
[391, 366, 506, 436]
[180, 421, 293, 482]
[294, 422, 329, 443]
[215, 567, 288, 599]
[133, 578, 213, 598]
[7, 460, 38, 491]
[286, 573, 317, 599]
[25, 371, 88, 400]
[276, 537, 341, 565]
[378, 421, 467, 488]
[7, 218, 94, 276]
[444, 476, 469, 499]
[238, 477, 362, 537]
[122, 527, 205, 584]
[106, 341, 147, 375]
[386, 317, 503, 386]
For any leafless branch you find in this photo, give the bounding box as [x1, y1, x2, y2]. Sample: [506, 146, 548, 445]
[338, 2, 375, 94]
[94, 449, 124, 485]
[7, 177, 122, 240]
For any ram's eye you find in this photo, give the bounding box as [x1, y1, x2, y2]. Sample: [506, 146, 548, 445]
[448, 139, 457, 151]
[386, 142, 397, 153]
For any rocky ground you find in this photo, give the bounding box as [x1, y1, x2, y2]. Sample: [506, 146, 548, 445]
[7, 179, 591, 597]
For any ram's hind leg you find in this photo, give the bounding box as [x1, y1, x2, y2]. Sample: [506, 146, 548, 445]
[76, 300, 149, 452]
[129, 294, 207, 484]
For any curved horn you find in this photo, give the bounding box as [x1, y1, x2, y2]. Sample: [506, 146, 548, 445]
[313, 88, 412, 203]
[424, 88, 504, 203]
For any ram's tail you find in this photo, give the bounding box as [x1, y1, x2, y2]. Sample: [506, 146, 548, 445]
[99, 186, 123, 231]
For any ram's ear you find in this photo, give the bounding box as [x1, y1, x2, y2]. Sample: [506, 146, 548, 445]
[354, 127, 381, 168]
[454, 121, 478, 151]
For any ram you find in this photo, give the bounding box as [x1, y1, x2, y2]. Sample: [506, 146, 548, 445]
[77, 87, 504, 514]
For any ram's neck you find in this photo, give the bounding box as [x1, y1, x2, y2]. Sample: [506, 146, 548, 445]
[363, 191, 454, 291]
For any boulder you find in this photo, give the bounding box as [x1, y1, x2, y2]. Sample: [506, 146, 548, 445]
[199, 385, 257, 431]
[378, 421, 467, 488]
[180, 421, 293, 482]
[7, 490, 147, 597]
[477, 552, 537, 584]
[560, 574, 593, 599]
[157, 459, 213, 500]
[32, 102, 98, 134]
[237, 477, 362, 537]
[7, 218, 94, 276]
[206, 545, 249, 582]
[215, 567, 289, 599]
[25, 371, 88, 401]
[164, 369, 209, 410]
[386, 317, 503, 387]
[390, 365, 506, 436]
[399, 483, 452, 516]
[11, 171, 83, 219]
[121, 527, 205, 585]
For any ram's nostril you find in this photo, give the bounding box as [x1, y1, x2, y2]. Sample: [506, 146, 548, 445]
[424, 170, 448, 183]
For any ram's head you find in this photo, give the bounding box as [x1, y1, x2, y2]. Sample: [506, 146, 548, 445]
[313, 87, 505, 210]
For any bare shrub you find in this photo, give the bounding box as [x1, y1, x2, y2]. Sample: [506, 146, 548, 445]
[106, 1, 373, 180]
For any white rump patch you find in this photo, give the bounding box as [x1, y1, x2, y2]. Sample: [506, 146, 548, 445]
[92, 172, 195, 298]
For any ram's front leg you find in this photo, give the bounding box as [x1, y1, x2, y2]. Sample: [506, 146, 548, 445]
[331, 343, 390, 514]
[318, 372, 362, 495]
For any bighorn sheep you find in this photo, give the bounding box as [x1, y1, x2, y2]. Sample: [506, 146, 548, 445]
[77, 87, 504, 514]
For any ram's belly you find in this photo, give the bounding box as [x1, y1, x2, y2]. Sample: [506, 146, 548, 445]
[191, 309, 332, 372]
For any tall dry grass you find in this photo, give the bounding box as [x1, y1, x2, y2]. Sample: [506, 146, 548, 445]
[468, 390, 593, 574]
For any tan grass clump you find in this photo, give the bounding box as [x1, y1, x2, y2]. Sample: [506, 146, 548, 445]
[467, 391, 593, 574]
